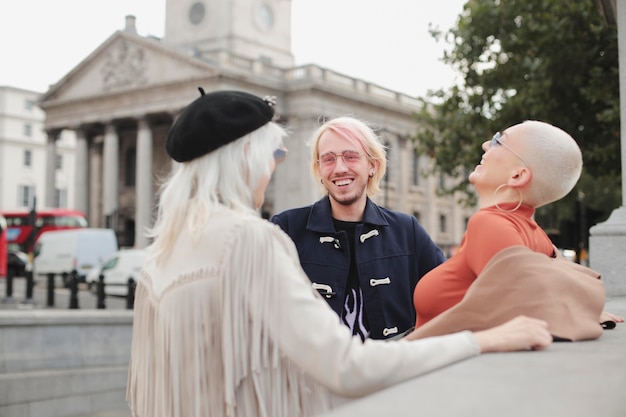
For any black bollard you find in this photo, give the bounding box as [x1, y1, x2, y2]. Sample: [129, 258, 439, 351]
[46, 273, 55, 307]
[25, 269, 34, 302]
[96, 273, 106, 309]
[68, 269, 79, 309]
[126, 277, 136, 310]
[4, 267, 14, 300]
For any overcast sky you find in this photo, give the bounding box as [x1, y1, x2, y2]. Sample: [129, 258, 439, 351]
[0, 0, 467, 97]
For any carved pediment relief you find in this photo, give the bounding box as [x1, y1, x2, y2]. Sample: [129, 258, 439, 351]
[42, 32, 218, 103]
[101, 38, 148, 91]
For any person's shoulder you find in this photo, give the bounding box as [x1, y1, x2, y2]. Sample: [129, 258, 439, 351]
[239, 213, 277, 230]
[467, 207, 516, 232]
[238, 215, 292, 235]
[270, 202, 318, 229]
[272, 204, 314, 219]
[376, 204, 417, 224]
[245, 215, 301, 253]
[230, 214, 291, 243]
[468, 208, 493, 226]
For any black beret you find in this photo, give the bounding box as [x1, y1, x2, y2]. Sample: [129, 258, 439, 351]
[166, 88, 276, 162]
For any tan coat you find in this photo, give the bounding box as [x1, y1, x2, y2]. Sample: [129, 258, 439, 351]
[126, 208, 480, 417]
[411, 245, 605, 342]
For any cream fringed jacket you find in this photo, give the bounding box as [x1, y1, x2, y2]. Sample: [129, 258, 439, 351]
[127, 208, 481, 417]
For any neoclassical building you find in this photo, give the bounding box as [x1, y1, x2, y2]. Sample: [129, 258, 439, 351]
[0, 86, 76, 211]
[39, 0, 474, 253]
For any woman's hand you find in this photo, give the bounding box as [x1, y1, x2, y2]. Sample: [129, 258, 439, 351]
[600, 311, 624, 324]
[473, 316, 553, 353]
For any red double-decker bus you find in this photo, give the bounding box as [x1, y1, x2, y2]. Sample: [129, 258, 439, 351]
[1, 208, 88, 253]
[0, 215, 7, 277]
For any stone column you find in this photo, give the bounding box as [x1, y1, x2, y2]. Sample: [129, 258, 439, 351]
[589, 0, 626, 296]
[102, 123, 119, 231]
[74, 128, 89, 214]
[44, 131, 59, 207]
[89, 139, 104, 227]
[272, 115, 319, 214]
[396, 134, 407, 211]
[135, 118, 153, 248]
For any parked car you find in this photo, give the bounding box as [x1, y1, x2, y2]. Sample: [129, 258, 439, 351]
[33, 228, 118, 286]
[86, 249, 147, 297]
[558, 248, 577, 262]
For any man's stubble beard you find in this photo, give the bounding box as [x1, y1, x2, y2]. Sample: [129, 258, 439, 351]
[328, 187, 365, 207]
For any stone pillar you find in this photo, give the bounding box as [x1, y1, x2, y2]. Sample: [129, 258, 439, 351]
[44, 131, 59, 207]
[272, 115, 318, 214]
[89, 139, 104, 227]
[589, 0, 626, 297]
[135, 118, 153, 248]
[397, 134, 407, 211]
[74, 128, 89, 214]
[426, 169, 438, 238]
[102, 123, 119, 231]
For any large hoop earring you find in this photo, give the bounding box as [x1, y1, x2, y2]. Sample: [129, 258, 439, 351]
[494, 184, 523, 213]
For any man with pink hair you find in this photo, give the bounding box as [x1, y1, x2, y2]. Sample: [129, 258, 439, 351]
[271, 116, 445, 341]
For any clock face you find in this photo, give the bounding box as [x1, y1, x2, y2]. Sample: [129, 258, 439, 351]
[189, 1, 206, 25]
[254, 2, 274, 31]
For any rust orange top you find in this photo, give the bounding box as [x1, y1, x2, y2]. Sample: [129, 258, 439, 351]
[414, 204, 555, 327]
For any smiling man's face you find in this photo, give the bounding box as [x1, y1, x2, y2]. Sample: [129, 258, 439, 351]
[317, 130, 373, 208]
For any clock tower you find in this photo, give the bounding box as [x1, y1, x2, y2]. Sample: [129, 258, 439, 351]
[164, 0, 294, 68]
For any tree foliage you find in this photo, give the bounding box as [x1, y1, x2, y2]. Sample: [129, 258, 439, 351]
[413, 0, 620, 236]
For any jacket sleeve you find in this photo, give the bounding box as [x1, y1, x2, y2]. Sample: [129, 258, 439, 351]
[264, 223, 480, 397]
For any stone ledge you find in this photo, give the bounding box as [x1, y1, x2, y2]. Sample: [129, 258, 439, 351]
[318, 297, 626, 417]
[0, 367, 127, 417]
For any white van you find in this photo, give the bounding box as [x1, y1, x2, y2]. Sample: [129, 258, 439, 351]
[86, 249, 147, 297]
[33, 228, 118, 285]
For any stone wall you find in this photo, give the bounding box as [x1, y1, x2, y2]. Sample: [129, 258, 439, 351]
[0, 310, 133, 417]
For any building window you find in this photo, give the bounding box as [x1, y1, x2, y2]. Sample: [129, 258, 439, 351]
[438, 173, 445, 190]
[55, 189, 67, 208]
[18, 185, 36, 208]
[24, 124, 32, 137]
[25, 99, 35, 110]
[24, 150, 32, 167]
[55, 154, 63, 170]
[125, 148, 136, 186]
[412, 149, 420, 186]
[439, 214, 447, 233]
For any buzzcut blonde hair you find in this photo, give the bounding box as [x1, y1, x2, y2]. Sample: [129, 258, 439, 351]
[308, 116, 387, 196]
[517, 120, 583, 208]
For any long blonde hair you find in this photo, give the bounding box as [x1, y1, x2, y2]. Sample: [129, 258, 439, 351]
[148, 122, 287, 260]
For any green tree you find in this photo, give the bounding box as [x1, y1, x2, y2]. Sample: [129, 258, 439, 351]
[414, 0, 620, 244]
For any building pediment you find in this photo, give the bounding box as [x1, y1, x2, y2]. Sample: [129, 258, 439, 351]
[40, 31, 219, 105]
